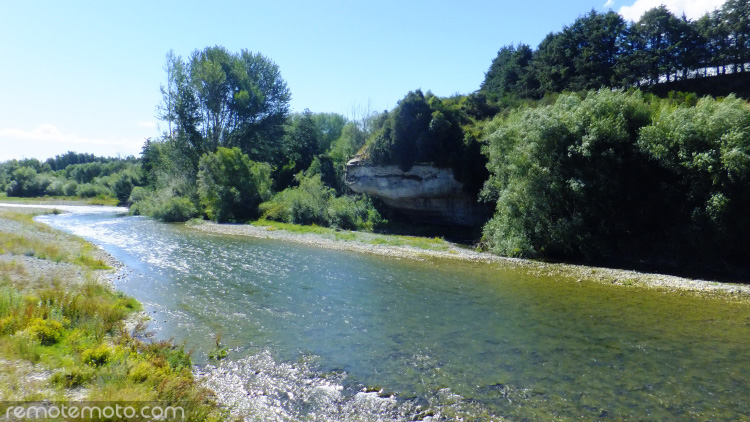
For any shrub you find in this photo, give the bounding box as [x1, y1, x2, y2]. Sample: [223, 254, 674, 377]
[327, 195, 382, 231]
[62, 181, 78, 196]
[76, 183, 111, 198]
[44, 179, 66, 196]
[152, 196, 199, 222]
[261, 172, 382, 231]
[26, 317, 64, 345]
[113, 173, 135, 204]
[129, 186, 199, 223]
[198, 147, 274, 223]
[261, 173, 330, 226]
[51, 365, 95, 387]
[128, 186, 150, 203]
[82, 343, 112, 366]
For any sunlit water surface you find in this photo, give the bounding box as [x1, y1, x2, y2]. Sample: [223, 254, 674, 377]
[37, 208, 750, 421]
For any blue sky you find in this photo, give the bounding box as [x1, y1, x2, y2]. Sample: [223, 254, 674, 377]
[0, 0, 725, 161]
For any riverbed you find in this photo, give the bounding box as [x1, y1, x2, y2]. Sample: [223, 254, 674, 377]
[19, 205, 750, 421]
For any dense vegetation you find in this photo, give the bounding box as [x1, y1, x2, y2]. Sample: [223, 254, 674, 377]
[0, 152, 140, 204]
[0, 210, 222, 419]
[128, 46, 382, 229]
[481, 90, 750, 273]
[3, 3, 749, 276]
[481, 0, 750, 100]
[361, 89, 489, 194]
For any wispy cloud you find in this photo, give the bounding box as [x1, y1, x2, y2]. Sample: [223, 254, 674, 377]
[618, 0, 726, 21]
[604, 0, 615, 9]
[0, 124, 144, 161]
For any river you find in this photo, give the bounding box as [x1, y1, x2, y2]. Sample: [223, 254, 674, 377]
[35, 206, 750, 421]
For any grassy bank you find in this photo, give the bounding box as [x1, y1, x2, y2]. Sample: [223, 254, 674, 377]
[249, 219, 452, 251]
[0, 192, 118, 206]
[0, 209, 223, 420]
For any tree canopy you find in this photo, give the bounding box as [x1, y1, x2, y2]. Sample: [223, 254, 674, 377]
[160, 46, 291, 168]
[482, 3, 750, 100]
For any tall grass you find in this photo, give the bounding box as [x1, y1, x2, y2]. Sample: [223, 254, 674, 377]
[0, 210, 224, 419]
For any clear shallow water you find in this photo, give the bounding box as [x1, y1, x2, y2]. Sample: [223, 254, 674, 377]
[38, 208, 750, 421]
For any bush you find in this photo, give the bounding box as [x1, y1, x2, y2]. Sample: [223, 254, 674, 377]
[129, 176, 199, 223]
[51, 365, 95, 387]
[76, 183, 111, 198]
[44, 179, 66, 196]
[26, 317, 65, 345]
[261, 173, 330, 226]
[113, 173, 135, 204]
[81, 343, 112, 366]
[197, 147, 273, 222]
[62, 181, 78, 196]
[152, 196, 199, 222]
[128, 186, 150, 203]
[261, 172, 382, 231]
[481, 90, 750, 270]
[327, 195, 382, 231]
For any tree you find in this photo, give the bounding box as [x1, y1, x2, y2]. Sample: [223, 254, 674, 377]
[628, 6, 684, 83]
[481, 44, 538, 99]
[720, 0, 750, 73]
[284, 109, 322, 173]
[533, 31, 573, 94]
[158, 46, 291, 168]
[567, 10, 628, 89]
[311, 112, 347, 153]
[481, 90, 655, 260]
[637, 95, 750, 262]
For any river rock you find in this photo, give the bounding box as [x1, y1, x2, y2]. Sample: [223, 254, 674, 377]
[345, 157, 490, 226]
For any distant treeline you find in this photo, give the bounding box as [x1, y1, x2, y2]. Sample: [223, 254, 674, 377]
[481, 1, 750, 100]
[0, 152, 140, 202]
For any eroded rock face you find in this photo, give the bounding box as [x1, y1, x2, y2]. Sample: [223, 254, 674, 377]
[345, 158, 490, 227]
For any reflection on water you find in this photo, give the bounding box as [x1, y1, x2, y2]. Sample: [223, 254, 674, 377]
[38, 208, 750, 421]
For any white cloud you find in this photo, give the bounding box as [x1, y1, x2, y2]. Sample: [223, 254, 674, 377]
[604, 0, 615, 9]
[618, 0, 726, 21]
[0, 124, 144, 161]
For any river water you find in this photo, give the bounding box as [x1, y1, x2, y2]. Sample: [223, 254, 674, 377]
[36, 207, 750, 421]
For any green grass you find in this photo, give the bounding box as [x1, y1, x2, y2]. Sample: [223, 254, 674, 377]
[251, 219, 335, 235]
[0, 192, 118, 206]
[250, 218, 450, 251]
[367, 234, 448, 250]
[0, 211, 224, 420]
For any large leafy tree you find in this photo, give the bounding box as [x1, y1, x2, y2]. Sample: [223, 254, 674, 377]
[160, 46, 291, 168]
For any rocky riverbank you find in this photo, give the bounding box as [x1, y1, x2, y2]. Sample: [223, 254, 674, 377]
[192, 220, 750, 301]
